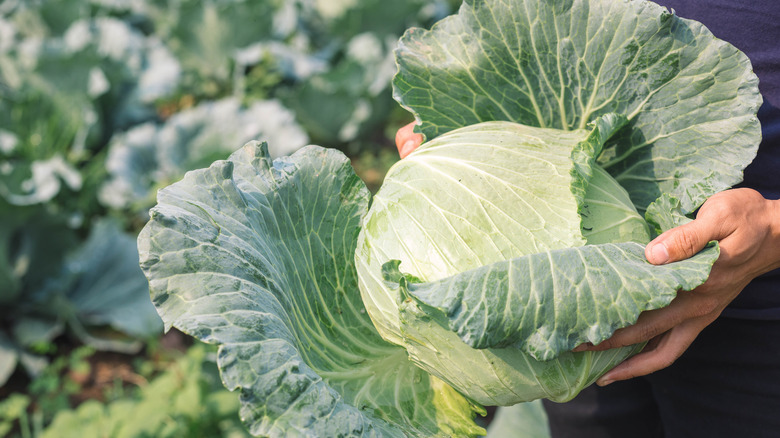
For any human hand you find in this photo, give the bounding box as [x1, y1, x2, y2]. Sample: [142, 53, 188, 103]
[574, 188, 780, 385]
[395, 122, 423, 158]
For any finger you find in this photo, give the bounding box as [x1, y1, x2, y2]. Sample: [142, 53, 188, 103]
[395, 122, 423, 158]
[596, 319, 705, 385]
[645, 214, 726, 265]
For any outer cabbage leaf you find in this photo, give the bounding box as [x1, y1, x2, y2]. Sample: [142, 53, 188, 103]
[394, 0, 761, 213]
[0, 203, 78, 307]
[644, 193, 696, 234]
[0, 331, 47, 388]
[0, 202, 77, 313]
[1, 219, 161, 366]
[384, 241, 718, 361]
[0, 209, 159, 384]
[138, 142, 484, 437]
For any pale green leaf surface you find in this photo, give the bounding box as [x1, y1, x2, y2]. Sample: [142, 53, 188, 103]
[394, 0, 761, 213]
[384, 241, 719, 361]
[139, 142, 484, 437]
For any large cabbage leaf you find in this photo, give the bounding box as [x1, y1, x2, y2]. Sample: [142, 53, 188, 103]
[383, 241, 718, 360]
[138, 142, 485, 437]
[394, 0, 761, 212]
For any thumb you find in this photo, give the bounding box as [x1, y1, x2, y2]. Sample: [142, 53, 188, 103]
[645, 219, 716, 265]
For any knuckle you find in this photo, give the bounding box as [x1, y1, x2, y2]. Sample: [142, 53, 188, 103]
[690, 297, 719, 317]
[594, 338, 616, 350]
[700, 192, 736, 216]
[698, 189, 757, 232]
[638, 324, 660, 343]
[658, 222, 711, 262]
[673, 229, 702, 259]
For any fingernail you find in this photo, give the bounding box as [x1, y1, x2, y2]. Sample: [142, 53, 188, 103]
[596, 372, 615, 386]
[401, 140, 416, 157]
[649, 242, 669, 264]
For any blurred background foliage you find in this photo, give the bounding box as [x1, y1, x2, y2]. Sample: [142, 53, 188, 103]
[0, 0, 462, 435]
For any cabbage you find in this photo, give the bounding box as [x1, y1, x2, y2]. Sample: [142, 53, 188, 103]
[138, 0, 761, 435]
[356, 117, 659, 404]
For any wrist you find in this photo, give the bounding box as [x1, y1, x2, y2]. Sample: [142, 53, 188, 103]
[758, 199, 780, 275]
[767, 197, 780, 272]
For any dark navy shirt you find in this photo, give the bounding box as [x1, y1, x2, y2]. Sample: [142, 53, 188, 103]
[659, 0, 780, 319]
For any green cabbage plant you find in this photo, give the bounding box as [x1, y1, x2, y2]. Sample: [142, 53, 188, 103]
[138, 0, 761, 435]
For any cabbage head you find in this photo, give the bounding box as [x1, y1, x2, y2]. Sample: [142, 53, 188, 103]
[356, 117, 660, 404]
[138, 0, 761, 435]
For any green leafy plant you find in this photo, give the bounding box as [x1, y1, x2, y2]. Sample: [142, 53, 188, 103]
[0, 344, 248, 438]
[0, 394, 34, 438]
[134, 0, 759, 435]
[0, 218, 162, 387]
[0, 3, 177, 389]
[0, 345, 94, 437]
[26, 346, 94, 422]
[39, 344, 249, 438]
